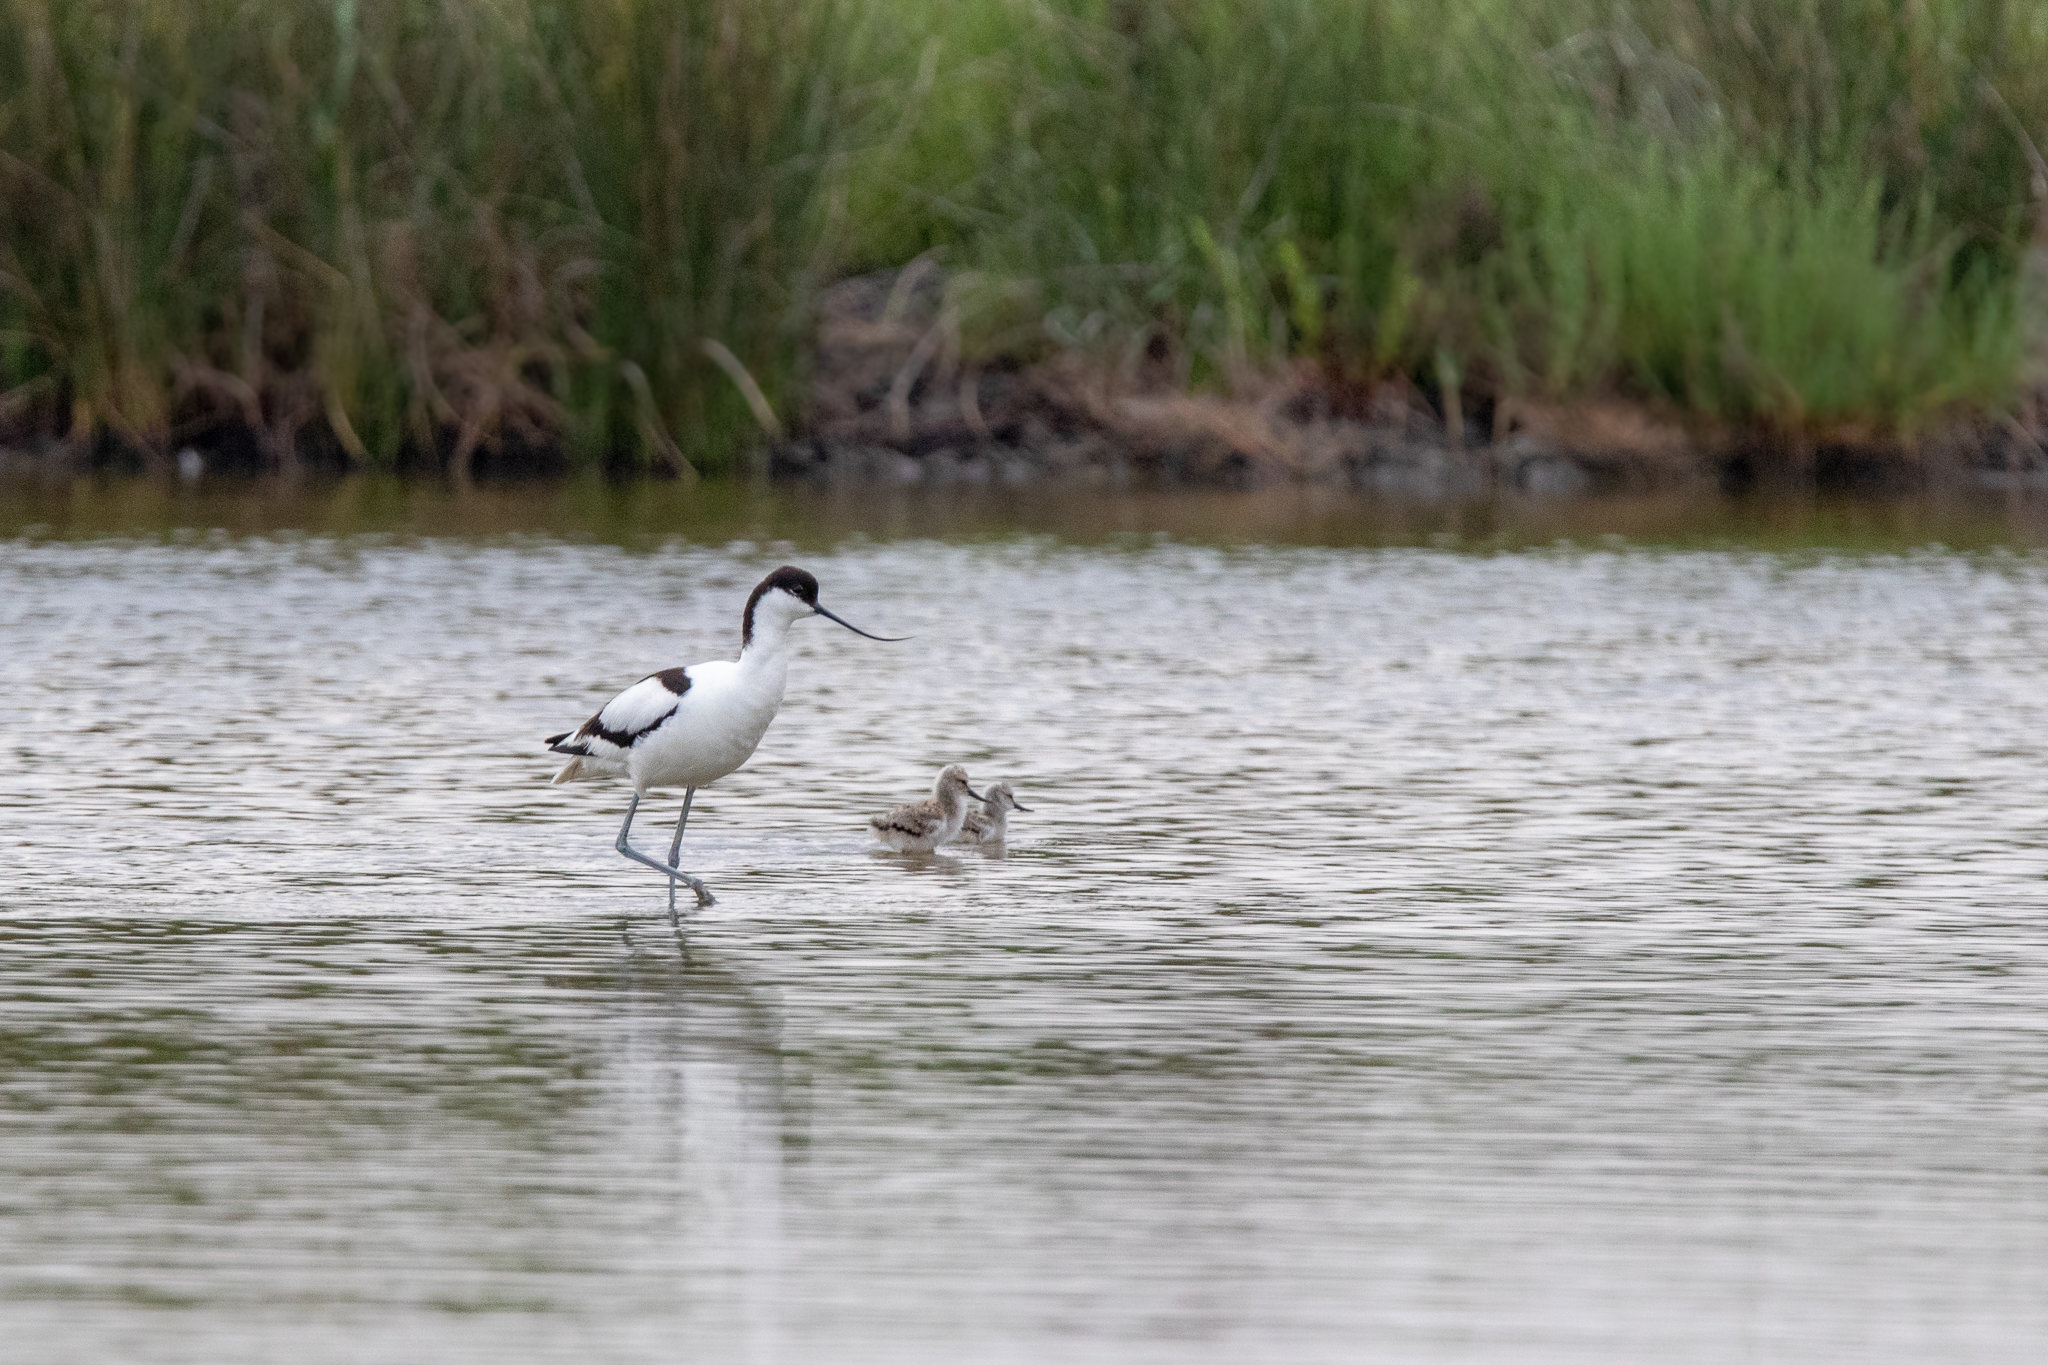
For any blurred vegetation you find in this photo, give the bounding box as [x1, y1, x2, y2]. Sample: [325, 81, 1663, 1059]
[3, 0, 2046, 475]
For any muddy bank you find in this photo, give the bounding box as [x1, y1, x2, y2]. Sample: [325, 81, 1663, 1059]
[7, 263, 2046, 496]
[775, 270, 2048, 498]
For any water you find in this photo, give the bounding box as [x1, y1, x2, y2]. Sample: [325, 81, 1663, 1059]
[5, 481, 2048, 1362]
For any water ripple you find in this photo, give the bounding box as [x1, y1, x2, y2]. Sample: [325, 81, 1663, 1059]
[4, 535, 2048, 1361]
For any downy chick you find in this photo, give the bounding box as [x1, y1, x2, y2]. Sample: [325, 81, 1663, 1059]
[953, 782, 1030, 845]
[869, 764, 982, 852]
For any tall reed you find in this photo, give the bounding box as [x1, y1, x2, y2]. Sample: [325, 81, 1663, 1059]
[0, 0, 860, 474]
[3, 0, 2046, 472]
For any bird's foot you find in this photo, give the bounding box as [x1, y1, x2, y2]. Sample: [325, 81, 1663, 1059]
[666, 860, 716, 911]
[662, 872, 714, 914]
[619, 840, 717, 911]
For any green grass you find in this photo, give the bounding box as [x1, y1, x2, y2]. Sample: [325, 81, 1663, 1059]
[0, 0, 861, 474]
[3, 0, 2047, 474]
[870, 0, 2047, 432]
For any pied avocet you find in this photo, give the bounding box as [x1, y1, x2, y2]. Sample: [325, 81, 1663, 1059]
[546, 565, 904, 914]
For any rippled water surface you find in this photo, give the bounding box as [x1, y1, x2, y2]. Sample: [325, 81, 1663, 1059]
[5, 483, 2048, 1362]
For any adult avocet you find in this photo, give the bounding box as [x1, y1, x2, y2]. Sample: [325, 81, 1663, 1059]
[546, 565, 904, 913]
[869, 765, 982, 852]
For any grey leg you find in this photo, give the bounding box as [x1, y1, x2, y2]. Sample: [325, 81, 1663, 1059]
[667, 787, 697, 867]
[664, 787, 699, 923]
[615, 790, 717, 913]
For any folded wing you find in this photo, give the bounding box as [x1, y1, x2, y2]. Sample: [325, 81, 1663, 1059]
[546, 667, 693, 761]
[870, 799, 943, 840]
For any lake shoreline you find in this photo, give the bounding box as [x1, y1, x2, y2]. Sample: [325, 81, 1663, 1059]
[777, 270, 2048, 499]
[783, 348, 2048, 501]
[10, 265, 2044, 499]
[7, 397, 2045, 499]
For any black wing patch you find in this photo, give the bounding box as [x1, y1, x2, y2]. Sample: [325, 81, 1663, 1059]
[545, 668, 692, 754]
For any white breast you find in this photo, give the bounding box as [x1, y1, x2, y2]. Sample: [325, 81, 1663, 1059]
[629, 658, 787, 790]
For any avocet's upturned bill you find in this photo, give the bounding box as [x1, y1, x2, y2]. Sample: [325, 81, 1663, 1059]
[546, 565, 905, 914]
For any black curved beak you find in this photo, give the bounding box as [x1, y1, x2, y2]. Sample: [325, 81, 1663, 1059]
[815, 604, 910, 641]
[965, 787, 985, 802]
[1011, 801, 1032, 812]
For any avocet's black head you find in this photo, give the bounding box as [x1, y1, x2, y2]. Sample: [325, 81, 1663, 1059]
[741, 565, 909, 649]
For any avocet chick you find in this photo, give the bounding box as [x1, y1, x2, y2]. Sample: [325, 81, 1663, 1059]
[869, 765, 982, 852]
[953, 783, 1030, 846]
